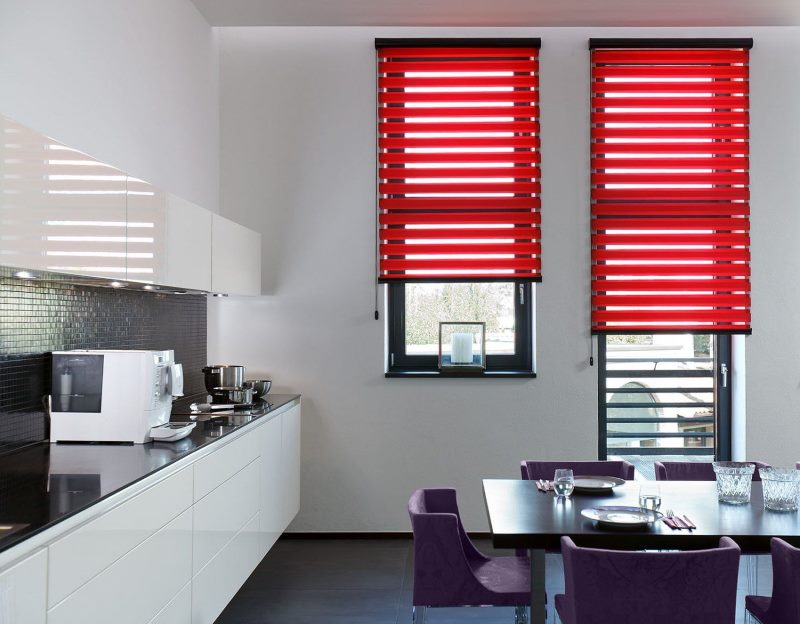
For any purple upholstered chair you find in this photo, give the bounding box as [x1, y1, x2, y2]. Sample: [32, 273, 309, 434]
[520, 460, 635, 482]
[556, 536, 740, 624]
[408, 488, 531, 623]
[745, 538, 800, 624]
[654, 460, 770, 481]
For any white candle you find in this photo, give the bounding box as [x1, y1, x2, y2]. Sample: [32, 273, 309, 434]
[451, 333, 474, 365]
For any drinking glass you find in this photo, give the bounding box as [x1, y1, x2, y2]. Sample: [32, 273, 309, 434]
[638, 482, 661, 511]
[553, 469, 574, 499]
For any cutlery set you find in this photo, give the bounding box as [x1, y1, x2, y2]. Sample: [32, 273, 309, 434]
[663, 510, 696, 530]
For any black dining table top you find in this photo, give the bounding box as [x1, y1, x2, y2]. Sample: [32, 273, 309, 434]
[483, 478, 800, 552]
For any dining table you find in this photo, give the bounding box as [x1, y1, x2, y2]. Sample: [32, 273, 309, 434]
[483, 478, 800, 624]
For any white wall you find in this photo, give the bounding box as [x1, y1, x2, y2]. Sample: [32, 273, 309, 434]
[0, 0, 220, 211]
[212, 26, 800, 531]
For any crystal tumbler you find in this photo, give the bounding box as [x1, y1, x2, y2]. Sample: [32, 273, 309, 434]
[713, 461, 755, 504]
[760, 467, 800, 512]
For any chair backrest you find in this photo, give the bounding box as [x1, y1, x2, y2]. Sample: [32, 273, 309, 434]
[407, 488, 488, 607]
[560, 536, 740, 624]
[762, 538, 800, 622]
[654, 460, 770, 481]
[520, 460, 635, 481]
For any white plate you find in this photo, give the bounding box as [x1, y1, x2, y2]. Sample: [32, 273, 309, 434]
[572, 475, 626, 492]
[581, 505, 663, 528]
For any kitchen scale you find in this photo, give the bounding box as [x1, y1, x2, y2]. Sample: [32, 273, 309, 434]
[149, 421, 196, 442]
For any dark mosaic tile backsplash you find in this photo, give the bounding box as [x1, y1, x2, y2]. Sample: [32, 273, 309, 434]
[0, 267, 207, 454]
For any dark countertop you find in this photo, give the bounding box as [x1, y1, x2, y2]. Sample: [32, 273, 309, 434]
[0, 393, 300, 555]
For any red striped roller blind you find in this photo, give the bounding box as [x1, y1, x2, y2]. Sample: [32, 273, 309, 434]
[376, 41, 541, 282]
[590, 43, 751, 333]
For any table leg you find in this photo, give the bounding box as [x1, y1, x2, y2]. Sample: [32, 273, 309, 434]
[530, 549, 546, 624]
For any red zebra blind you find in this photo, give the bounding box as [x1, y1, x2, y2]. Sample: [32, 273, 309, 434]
[376, 41, 541, 282]
[590, 42, 752, 333]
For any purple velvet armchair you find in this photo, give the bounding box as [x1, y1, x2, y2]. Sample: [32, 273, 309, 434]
[745, 538, 800, 623]
[408, 488, 531, 623]
[556, 536, 741, 624]
[520, 460, 635, 482]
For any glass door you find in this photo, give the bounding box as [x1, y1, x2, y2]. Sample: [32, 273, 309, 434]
[598, 333, 731, 479]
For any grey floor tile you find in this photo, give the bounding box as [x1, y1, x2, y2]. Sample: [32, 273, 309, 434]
[216, 588, 401, 624]
[397, 591, 525, 624]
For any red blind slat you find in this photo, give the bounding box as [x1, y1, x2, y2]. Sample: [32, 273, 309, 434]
[591, 46, 751, 333]
[377, 44, 540, 282]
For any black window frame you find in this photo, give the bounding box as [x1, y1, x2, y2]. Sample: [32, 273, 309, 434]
[386, 281, 535, 376]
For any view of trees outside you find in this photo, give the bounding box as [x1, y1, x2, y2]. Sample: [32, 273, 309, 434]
[405, 282, 515, 355]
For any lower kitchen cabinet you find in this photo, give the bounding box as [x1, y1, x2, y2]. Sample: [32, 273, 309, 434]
[0, 549, 47, 624]
[0, 399, 300, 624]
[48, 509, 193, 624]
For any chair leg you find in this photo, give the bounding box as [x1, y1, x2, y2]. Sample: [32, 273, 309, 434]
[412, 605, 426, 624]
[515, 605, 529, 624]
[746, 555, 759, 594]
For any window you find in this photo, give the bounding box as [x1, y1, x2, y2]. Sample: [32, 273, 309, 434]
[590, 38, 751, 474]
[376, 39, 540, 375]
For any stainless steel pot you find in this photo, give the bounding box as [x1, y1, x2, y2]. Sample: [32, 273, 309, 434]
[202, 365, 244, 393]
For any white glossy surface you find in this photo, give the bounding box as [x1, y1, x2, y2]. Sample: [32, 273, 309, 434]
[165, 193, 213, 290]
[191, 512, 261, 624]
[193, 458, 259, 574]
[0, 549, 46, 624]
[259, 413, 284, 555]
[148, 582, 191, 624]
[126, 177, 167, 285]
[48, 467, 193, 607]
[48, 508, 193, 624]
[281, 404, 302, 527]
[0, 116, 126, 278]
[193, 423, 260, 500]
[211, 213, 261, 295]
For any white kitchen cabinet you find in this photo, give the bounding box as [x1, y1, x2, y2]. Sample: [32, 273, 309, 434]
[48, 508, 192, 624]
[259, 413, 283, 556]
[281, 404, 302, 527]
[0, 549, 47, 624]
[193, 458, 260, 575]
[148, 582, 191, 624]
[0, 115, 127, 279]
[48, 466, 193, 607]
[191, 513, 261, 624]
[125, 176, 167, 285]
[193, 424, 260, 501]
[161, 193, 212, 291]
[211, 213, 261, 295]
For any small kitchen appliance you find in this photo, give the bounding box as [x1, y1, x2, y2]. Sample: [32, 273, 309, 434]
[50, 349, 186, 443]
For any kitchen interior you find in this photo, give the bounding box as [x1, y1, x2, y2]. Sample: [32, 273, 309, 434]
[1, 1, 800, 623]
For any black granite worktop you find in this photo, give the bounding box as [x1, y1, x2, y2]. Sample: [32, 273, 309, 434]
[0, 394, 300, 555]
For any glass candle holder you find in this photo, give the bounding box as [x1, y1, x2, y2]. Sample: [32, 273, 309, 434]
[760, 467, 800, 512]
[712, 461, 755, 505]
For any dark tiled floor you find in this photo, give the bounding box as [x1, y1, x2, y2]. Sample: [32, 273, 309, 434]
[217, 538, 771, 623]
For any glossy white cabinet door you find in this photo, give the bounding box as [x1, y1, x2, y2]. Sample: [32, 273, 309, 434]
[281, 404, 302, 528]
[211, 213, 261, 295]
[193, 458, 259, 575]
[0, 115, 127, 279]
[125, 176, 167, 285]
[48, 467, 193, 607]
[163, 193, 212, 291]
[194, 426, 260, 501]
[192, 513, 261, 624]
[259, 413, 283, 556]
[0, 549, 46, 624]
[148, 582, 191, 624]
[48, 508, 192, 624]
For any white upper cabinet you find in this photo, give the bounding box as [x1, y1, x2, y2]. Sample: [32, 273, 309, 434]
[0, 116, 127, 279]
[161, 193, 212, 291]
[125, 176, 167, 285]
[211, 213, 261, 296]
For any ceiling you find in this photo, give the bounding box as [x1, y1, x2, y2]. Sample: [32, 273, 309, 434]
[191, 0, 800, 27]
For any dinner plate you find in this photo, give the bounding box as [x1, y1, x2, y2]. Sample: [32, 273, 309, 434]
[581, 505, 663, 528]
[572, 475, 626, 492]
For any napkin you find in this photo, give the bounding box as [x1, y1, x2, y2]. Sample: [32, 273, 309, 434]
[536, 481, 554, 493]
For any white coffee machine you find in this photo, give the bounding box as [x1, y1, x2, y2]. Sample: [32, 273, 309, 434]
[50, 349, 185, 443]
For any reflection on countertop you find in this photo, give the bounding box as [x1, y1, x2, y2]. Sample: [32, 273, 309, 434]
[0, 393, 299, 554]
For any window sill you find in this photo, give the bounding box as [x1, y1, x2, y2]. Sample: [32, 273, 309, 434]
[385, 370, 536, 379]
